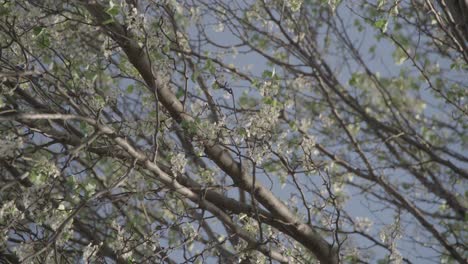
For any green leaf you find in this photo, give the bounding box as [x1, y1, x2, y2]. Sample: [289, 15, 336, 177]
[191, 70, 200, 82]
[84, 181, 96, 196]
[374, 19, 388, 32]
[377, 0, 386, 10]
[0, 4, 10, 16]
[348, 73, 361, 86]
[392, 47, 408, 65]
[263, 97, 277, 106]
[176, 87, 185, 99]
[33, 26, 45, 36]
[237, 128, 246, 138]
[126, 84, 134, 93]
[239, 94, 257, 107]
[401, 182, 412, 190]
[103, 18, 115, 25]
[106, 0, 120, 16]
[257, 37, 268, 49]
[262, 70, 273, 78]
[180, 120, 197, 134]
[34, 26, 50, 48]
[29, 171, 42, 185]
[163, 44, 171, 54]
[204, 59, 216, 75]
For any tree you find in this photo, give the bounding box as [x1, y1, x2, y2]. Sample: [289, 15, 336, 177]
[0, 0, 466, 263]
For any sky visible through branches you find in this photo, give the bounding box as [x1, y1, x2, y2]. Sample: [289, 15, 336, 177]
[0, 0, 467, 264]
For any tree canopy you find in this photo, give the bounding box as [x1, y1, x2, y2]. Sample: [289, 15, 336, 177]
[0, 0, 467, 263]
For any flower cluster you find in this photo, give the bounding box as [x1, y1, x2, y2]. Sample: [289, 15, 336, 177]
[354, 217, 373, 232]
[82, 242, 102, 262]
[0, 134, 23, 158]
[380, 221, 403, 264]
[170, 153, 188, 176]
[244, 104, 280, 138]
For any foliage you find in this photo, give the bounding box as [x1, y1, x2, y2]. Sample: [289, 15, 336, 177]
[0, 0, 466, 263]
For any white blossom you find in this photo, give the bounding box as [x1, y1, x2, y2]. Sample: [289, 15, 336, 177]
[0, 200, 19, 221]
[0, 134, 23, 158]
[14, 243, 35, 262]
[247, 144, 269, 165]
[301, 136, 316, 154]
[122, 251, 133, 259]
[245, 105, 280, 138]
[82, 242, 101, 262]
[286, 0, 303, 12]
[45, 209, 69, 230]
[213, 22, 225, 32]
[379, 221, 403, 264]
[171, 153, 187, 175]
[355, 217, 373, 232]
